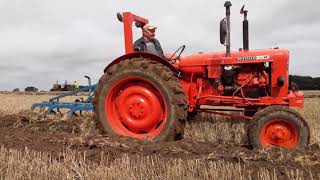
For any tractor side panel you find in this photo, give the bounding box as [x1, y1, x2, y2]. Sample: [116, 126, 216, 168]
[270, 51, 289, 97]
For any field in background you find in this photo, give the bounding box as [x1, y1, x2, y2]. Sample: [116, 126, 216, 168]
[304, 90, 320, 98]
[0, 93, 80, 115]
[0, 92, 319, 179]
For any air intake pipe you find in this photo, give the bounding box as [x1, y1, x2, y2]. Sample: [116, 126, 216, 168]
[241, 5, 249, 50]
[224, 1, 232, 57]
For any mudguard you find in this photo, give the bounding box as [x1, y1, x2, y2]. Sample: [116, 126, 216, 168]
[104, 52, 179, 75]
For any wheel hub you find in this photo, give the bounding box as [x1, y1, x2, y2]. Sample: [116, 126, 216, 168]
[261, 119, 298, 147]
[128, 101, 145, 119]
[267, 125, 292, 144]
[115, 84, 164, 133]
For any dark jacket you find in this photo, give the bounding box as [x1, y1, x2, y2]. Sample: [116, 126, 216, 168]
[133, 37, 164, 58]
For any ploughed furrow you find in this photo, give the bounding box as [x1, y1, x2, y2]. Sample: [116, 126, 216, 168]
[0, 113, 319, 177]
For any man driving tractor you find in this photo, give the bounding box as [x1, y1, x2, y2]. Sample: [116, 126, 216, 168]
[133, 23, 164, 58]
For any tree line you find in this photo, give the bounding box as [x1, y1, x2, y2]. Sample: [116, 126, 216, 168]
[289, 75, 320, 90]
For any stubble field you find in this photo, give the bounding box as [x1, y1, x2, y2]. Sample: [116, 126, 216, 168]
[0, 92, 319, 180]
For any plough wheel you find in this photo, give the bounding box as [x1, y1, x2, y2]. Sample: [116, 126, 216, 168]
[31, 106, 45, 113]
[45, 110, 58, 119]
[94, 58, 187, 141]
[248, 106, 310, 149]
[60, 113, 73, 121]
[61, 111, 89, 120]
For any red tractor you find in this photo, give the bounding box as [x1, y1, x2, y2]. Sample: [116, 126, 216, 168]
[93, 1, 310, 149]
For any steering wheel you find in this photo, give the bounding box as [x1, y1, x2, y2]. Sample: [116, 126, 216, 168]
[169, 45, 186, 62]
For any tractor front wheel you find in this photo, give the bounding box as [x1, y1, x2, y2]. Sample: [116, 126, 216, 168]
[93, 58, 187, 141]
[248, 106, 310, 149]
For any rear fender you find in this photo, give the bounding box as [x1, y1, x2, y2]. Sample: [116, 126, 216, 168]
[104, 52, 179, 75]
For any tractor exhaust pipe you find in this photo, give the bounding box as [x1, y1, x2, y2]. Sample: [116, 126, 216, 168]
[241, 5, 249, 50]
[224, 1, 232, 57]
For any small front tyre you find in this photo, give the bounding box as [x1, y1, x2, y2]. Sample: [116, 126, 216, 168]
[248, 106, 310, 149]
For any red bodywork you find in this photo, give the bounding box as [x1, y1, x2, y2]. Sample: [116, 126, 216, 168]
[111, 12, 304, 117]
[178, 49, 303, 111]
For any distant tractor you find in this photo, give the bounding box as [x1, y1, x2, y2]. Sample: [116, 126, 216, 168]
[50, 81, 75, 91]
[93, 1, 310, 149]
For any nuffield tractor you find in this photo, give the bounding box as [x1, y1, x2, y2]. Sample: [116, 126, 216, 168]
[93, 1, 310, 149]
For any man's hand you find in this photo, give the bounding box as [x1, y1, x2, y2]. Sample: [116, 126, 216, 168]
[134, 47, 141, 51]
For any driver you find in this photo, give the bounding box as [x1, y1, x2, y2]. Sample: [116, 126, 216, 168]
[133, 23, 164, 58]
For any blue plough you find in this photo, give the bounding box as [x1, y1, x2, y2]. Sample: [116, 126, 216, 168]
[31, 76, 96, 119]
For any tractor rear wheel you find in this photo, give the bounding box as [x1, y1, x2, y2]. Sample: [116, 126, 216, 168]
[93, 58, 187, 141]
[248, 106, 310, 149]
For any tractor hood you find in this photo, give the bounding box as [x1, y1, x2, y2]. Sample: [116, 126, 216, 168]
[178, 49, 289, 67]
[177, 48, 289, 74]
[177, 49, 289, 74]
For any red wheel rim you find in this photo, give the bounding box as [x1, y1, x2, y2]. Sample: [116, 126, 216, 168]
[105, 77, 168, 139]
[260, 119, 299, 148]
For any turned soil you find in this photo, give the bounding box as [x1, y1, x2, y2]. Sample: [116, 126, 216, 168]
[0, 114, 320, 179]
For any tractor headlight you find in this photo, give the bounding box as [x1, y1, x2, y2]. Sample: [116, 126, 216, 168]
[277, 76, 285, 87]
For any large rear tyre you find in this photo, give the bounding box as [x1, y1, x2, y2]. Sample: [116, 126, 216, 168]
[248, 106, 310, 149]
[93, 58, 187, 141]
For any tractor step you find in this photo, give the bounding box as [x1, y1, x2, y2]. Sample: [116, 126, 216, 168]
[200, 105, 244, 112]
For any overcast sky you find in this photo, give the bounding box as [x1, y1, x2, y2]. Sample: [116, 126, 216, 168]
[0, 0, 319, 90]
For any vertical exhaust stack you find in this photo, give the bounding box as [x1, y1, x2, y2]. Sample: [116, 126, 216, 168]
[224, 1, 232, 57]
[241, 5, 249, 50]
